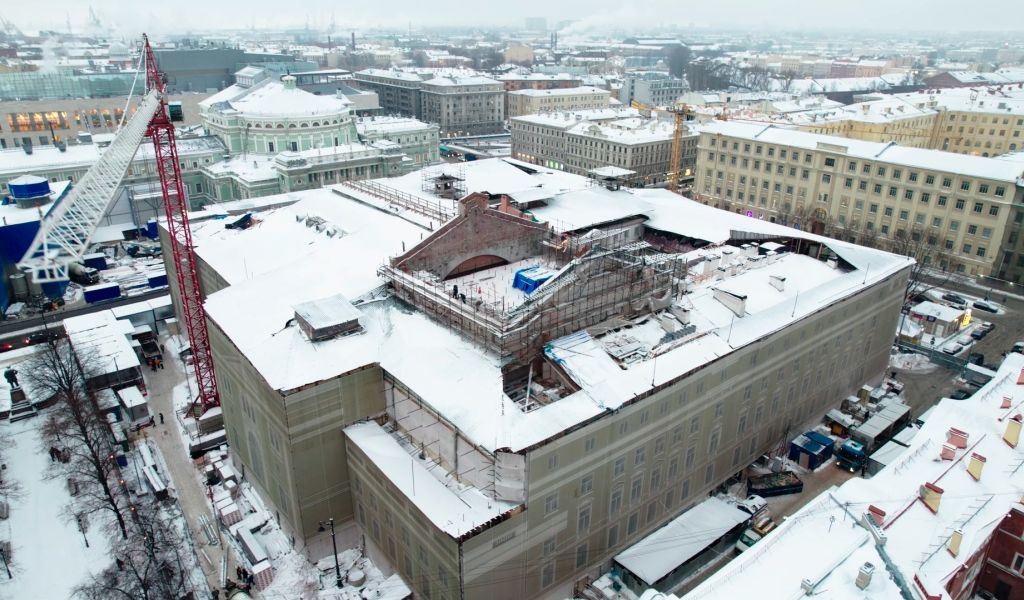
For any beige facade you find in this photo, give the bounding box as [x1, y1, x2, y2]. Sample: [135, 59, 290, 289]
[344, 267, 906, 600]
[511, 109, 697, 185]
[791, 90, 1024, 156]
[0, 93, 209, 150]
[419, 77, 505, 136]
[169, 167, 911, 600]
[694, 121, 1024, 278]
[506, 87, 611, 118]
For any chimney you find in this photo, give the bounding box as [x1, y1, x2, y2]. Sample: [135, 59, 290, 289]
[866, 505, 886, 527]
[919, 482, 943, 514]
[1018, 368, 1024, 385]
[769, 274, 786, 292]
[947, 528, 964, 557]
[946, 427, 968, 449]
[940, 443, 956, 461]
[967, 453, 986, 481]
[1006, 414, 1023, 448]
[855, 562, 875, 590]
[1002, 396, 1012, 409]
[712, 288, 747, 317]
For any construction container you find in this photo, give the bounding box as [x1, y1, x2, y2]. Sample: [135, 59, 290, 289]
[83, 282, 121, 304]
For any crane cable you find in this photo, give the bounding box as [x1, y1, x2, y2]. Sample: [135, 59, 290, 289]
[117, 42, 145, 134]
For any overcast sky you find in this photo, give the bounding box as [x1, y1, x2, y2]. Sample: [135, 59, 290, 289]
[6, 0, 1024, 34]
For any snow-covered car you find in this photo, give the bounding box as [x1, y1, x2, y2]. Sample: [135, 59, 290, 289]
[941, 341, 963, 355]
[736, 494, 768, 516]
[973, 300, 998, 313]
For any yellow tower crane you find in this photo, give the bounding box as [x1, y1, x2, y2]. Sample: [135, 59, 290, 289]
[629, 100, 695, 194]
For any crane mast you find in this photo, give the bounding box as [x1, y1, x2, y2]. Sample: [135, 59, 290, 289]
[142, 35, 220, 415]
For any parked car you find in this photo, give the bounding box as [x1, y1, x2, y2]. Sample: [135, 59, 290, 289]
[950, 389, 973, 400]
[1013, 341, 1024, 354]
[736, 494, 768, 516]
[941, 342, 963, 355]
[956, 335, 974, 347]
[942, 293, 968, 307]
[967, 352, 985, 366]
[971, 328, 989, 340]
[973, 300, 998, 313]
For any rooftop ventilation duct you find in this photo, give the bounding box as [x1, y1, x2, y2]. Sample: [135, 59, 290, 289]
[855, 562, 875, 590]
[293, 293, 363, 342]
[769, 275, 786, 292]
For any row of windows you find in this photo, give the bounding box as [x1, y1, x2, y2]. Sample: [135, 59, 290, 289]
[704, 139, 1011, 198]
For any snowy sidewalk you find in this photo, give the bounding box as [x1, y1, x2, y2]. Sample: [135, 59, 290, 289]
[0, 418, 112, 598]
[140, 345, 236, 591]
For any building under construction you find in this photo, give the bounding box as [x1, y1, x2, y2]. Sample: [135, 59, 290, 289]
[179, 157, 914, 600]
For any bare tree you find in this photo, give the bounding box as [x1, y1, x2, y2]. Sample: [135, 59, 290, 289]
[888, 226, 953, 303]
[22, 339, 130, 539]
[74, 501, 190, 600]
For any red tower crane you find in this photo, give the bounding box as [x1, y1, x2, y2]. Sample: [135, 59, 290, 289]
[20, 34, 219, 415]
[142, 35, 220, 415]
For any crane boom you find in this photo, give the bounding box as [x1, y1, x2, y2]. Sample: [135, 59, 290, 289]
[18, 90, 161, 282]
[142, 35, 220, 415]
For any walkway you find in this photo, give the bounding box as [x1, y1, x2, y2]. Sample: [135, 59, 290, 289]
[139, 343, 235, 593]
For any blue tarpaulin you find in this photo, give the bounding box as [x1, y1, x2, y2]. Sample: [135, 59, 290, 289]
[512, 265, 556, 294]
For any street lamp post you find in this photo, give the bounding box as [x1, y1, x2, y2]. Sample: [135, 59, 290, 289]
[318, 518, 342, 588]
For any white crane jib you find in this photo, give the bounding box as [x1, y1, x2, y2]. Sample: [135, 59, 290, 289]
[17, 89, 162, 283]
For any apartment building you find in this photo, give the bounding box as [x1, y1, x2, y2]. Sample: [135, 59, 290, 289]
[618, 72, 687, 108]
[163, 158, 911, 600]
[0, 93, 209, 150]
[419, 75, 504, 136]
[353, 69, 424, 116]
[511, 108, 697, 185]
[693, 120, 1024, 279]
[506, 86, 610, 118]
[790, 88, 1024, 156]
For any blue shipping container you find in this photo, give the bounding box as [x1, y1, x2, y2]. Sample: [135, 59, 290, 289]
[83, 283, 121, 303]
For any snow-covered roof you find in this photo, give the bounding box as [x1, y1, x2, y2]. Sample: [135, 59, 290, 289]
[508, 86, 608, 97]
[198, 159, 911, 453]
[204, 78, 352, 118]
[0, 180, 71, 226]
[356, 116, 436, 136]
[498, 72, 581, 81]
[567, 117, 676, 144]
[355, 68, 425, 82]
[687, 352, 1024, 600]
[910, 300, 964, 322]
[344, 421, 518, 538]
[510, 107, 640, 129]
[420, 74, 500, 88]
[0, 136, 225, 178]
[63, 310, 140, 376]
[614, 496, 749, 586]
[203, 154, 278, 184]
[699, 120, 1024, 183]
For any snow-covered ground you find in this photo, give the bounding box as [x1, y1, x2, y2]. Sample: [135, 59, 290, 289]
[0, 417, 112, 599]
[889, 351, 937, 372]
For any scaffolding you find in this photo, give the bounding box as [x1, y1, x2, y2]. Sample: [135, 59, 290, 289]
[379, 226, 690, 385]
[421, 163, 467, 199]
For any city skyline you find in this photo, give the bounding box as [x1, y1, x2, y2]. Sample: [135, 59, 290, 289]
[6, 0, 1024, 35]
